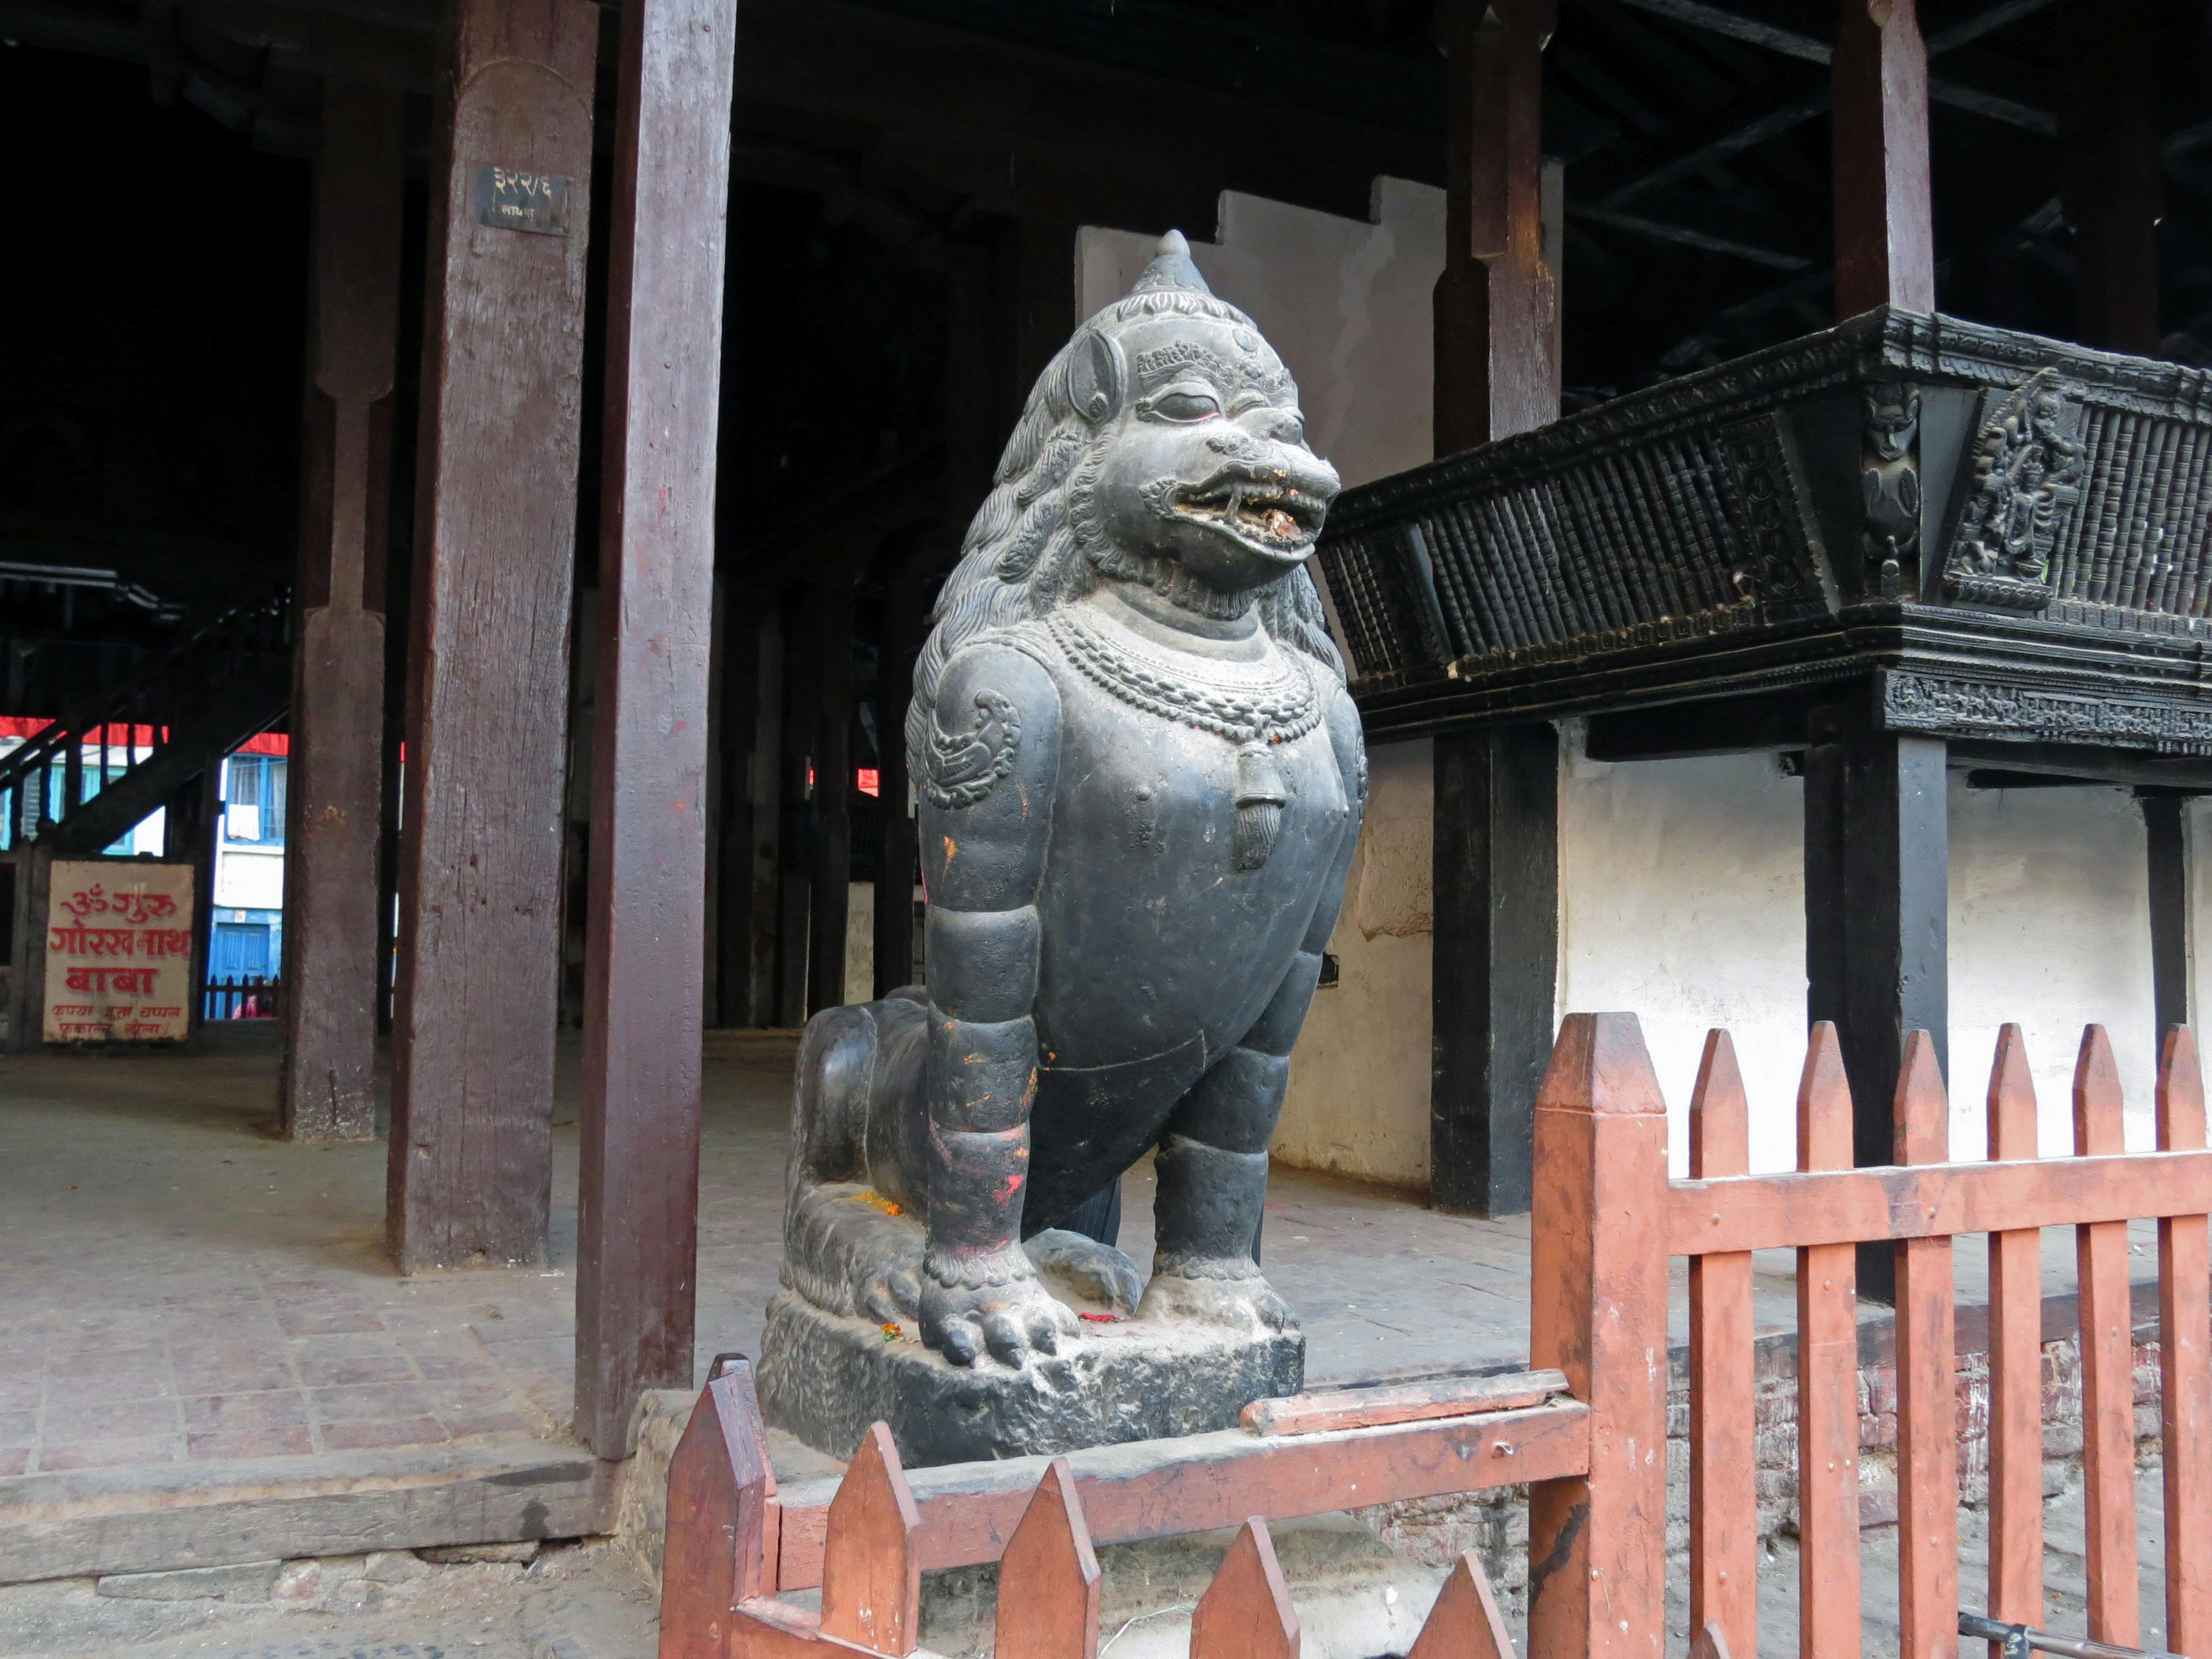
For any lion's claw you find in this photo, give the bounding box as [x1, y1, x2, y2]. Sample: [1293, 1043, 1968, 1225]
[1025, 1229, 1144, 1315]
[1136, 1260, 1297, 1333]
[920, 1247, 1078, 1368]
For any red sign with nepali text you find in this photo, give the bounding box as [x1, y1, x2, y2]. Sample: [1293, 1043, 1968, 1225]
[42, 861, 195, 1043]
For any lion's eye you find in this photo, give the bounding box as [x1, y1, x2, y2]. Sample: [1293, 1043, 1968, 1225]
[1150, 388, 1221, 422]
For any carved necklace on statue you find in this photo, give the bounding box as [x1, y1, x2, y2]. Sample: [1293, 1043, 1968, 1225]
[1046, 604, 1321, 872]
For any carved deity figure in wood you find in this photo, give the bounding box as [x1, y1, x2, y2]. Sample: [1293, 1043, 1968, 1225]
[782, 233, 1365, 1368]
[1859, 379, 1921, 599]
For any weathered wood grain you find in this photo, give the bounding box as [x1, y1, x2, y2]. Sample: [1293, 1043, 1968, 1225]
[2158, 1026, 2212, 1659]
[1190, 1519, 1298, 1659]
[1408, 1552, 1516, 1659]
[1984, 1024, 2044, 1642]
[2074, 1027, 2141, 1646]
[574, 0, 737, 1458]
[658, 1359, 776, 1659]
[1688, 1030, 1757, 1659]
[1526, 1013, 1669, 1659]
[993, 1459, 1099, 1659]
[771, 1399, 1589, 1590]
[281, 79, 402, 1145]
[1241, 1368, 1568, 1437]
[1433, 0, 1558, 454]
[1431, 723, 1558, 1217]
[1796, 1022, 1861, 1659]
[1666, 1145, 2212, 1253]
[389, 0, 600, 1269]
[1832, 0, 1936, 315]
[1891, 1032, 1957, 1659]
[0, 1441, 612, 1586]
[819, 1425, 921, 1656]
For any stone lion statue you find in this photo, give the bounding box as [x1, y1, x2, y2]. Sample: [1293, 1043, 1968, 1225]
[781, 231, 1366, 1372]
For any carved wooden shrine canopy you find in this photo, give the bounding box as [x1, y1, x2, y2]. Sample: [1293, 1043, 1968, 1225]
[1322, 306, 2212, 755]
[1324, 302, 2212, 1274]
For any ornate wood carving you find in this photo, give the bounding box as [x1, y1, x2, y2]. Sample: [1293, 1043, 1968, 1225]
[1321, 307, 2212, 755]
[1883, 672, 2212, 756]
[1941, 370, 2086, 612]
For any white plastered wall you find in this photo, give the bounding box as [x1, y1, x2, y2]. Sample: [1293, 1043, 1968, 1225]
[1081, 186, 2203, 1191]
[1081, 180, 1446, 1188]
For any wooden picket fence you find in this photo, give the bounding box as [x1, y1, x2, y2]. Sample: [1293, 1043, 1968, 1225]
[658, 1013, 2212, 1659]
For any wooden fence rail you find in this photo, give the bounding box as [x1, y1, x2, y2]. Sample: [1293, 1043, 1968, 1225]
[659, 1013, 2212, 1659]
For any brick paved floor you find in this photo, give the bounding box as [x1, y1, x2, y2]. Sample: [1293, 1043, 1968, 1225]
[0, 1033, 2139, 1484]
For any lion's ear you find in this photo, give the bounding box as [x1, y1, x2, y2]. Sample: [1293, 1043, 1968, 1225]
[1067, 329, 1126, 425]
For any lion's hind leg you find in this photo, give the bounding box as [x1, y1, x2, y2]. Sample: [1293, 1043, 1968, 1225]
[783, 1002, 926, 1323]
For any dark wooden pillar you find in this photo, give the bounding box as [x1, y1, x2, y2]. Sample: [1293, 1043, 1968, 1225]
[806, 575, 857, 1016]
[1832, 0, 1936, 317]
[774, 591, 815, 1027]
[388, 0, 599, 1271]
[711, 586, 759, 1024]
[746, 612, 785, 1026]
[1009, 219, 1080, 397]
[1804, 701, 1948, 1302]
[1429, 0, 1560, 1218]
[2145, 791, 2191, 1045]
[574, 0, 738, 1457]
[873, 566, 924, 999]
[1433, 0, 1556, 457]
[1432, 724, 1558, 1215]
[280, 82, 403, 1143]
[1824, 0, 1941, 1300]
[2059, 0, 2161, 354]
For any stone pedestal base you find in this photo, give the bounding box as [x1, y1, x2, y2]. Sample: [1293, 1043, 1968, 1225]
[756, 1289, 1303, 1467]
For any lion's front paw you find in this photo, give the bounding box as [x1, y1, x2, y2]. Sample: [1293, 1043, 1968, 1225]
[920, 1246, 1080, 1368]
[859, 1256, 922, 1324]
[1024, 1229, 1143, 1316]
[1137, 1259, 1297, 1334]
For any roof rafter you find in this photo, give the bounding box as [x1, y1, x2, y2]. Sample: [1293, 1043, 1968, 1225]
[1609, 0, 2056, 133]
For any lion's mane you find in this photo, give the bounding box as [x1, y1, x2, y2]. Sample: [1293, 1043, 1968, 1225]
[907, 286, 1346, 769]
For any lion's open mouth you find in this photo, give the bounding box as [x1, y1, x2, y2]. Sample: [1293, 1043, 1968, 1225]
[1169, 480, 1326, 554]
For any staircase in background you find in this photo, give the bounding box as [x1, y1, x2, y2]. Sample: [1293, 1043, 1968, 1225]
[0, 585, 290, 858]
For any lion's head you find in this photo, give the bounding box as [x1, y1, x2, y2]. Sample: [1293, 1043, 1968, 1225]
[911, 232, 1344, 759]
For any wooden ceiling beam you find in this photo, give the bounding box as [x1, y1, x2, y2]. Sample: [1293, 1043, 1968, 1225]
[1609, 0, 2053, 131]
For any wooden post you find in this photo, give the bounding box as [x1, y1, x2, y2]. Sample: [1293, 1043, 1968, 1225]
[994, 1459, 1101, 1659]
[1891, 1032, 1957, 1659]
[1433, 0, 1558, 457]
[1803, 700, 1948, 1304]
[1430, 0, 1560, 1219]
[2157, 1027, 2212, 1659]
[712, 589, 760, 1024]
[388, 0, 599, 1270]
[747, 611, 785, 1027]
[1432, 723, 1557, 1216]
[819, 1423, 922, 1656]
[574, 0, 737, 1457]
[1688, 1032, 1756, 1659]
[1985, 1025, 2044, 1641]
[775, 591, 815, 1028]
[2145, 793, 2190, 1047]
[658, 1357, 776, 1659]
[807, 575, 857, 1016]
[1831, 0, 1935, 317]
[2059, 0, 2161, 354]
[1795, 1024, 1863, 1659]
[279, 81, 402, 1143]
[873, 567, 924, 998]
[1526, 1013, 1669, 1659]
[2074, 1026, 2141, 1647]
